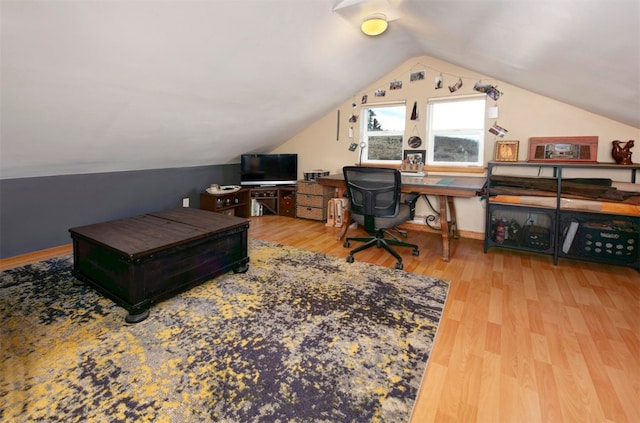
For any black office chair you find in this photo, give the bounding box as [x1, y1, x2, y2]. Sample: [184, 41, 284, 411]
[343, 166, 419, 269]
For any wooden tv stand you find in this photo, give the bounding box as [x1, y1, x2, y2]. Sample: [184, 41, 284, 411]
[200, 185, 296, 217]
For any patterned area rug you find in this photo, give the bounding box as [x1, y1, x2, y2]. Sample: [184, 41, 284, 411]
[0, 239, 449, 422]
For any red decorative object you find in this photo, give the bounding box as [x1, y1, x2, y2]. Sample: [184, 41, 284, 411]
[611, 140, 634, 165]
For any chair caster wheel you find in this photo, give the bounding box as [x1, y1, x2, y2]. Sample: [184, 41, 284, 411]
[412, 248, 419, 256]
[395, 262, 403, 270]
[343, 241, 350, 248]
[346, 256, 354, 263]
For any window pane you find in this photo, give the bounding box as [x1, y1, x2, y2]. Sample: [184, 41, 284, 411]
[427, 96, 486, 166]
[362, 104, 406, 162]
[431, 100, 485, 129]
[434, 135, 481, 162]
[368, 107, 405, 131]
[368, 135, 404, 160]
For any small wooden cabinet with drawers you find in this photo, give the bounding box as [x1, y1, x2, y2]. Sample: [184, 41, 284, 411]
[200, 188, 251, 217]
[296, 180, 335, 221]
[279, 187, 296, 218]
[201, 186, 296, 218]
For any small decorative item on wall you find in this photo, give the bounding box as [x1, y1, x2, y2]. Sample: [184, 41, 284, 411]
[448, 78, 463, 93]
[487, 86, 503, 101]
[410, 102, 419, 121]
[473, 81, 503, 101]
[407, 135, 422, 148]
[489, 122, 509, 138]
[374, 89, 386, 97]
[611, 139, 634, 165]
[473, 81, 493, 92]
[435, 74, 443, 89]
[494, 140, 519, 162]
[527, 136, 598, 163]
[403, 149, 425, 165]
[389, 80, 402, 90]
[410, 70, 425, 82]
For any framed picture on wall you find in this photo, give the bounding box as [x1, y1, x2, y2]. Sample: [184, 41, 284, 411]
[527, 136, 598, 162]
[403, 150, 425, 165]
[410, 70, 425, 82]
[494, 140, 519, 162]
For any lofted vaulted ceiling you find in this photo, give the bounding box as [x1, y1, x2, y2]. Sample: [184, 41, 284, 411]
[1, 0, 638, 179]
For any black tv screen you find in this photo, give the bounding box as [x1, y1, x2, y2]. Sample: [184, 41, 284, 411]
[240, 154, 298, 186]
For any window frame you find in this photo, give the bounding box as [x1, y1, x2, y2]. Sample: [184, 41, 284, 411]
[425, 95, 487, 168]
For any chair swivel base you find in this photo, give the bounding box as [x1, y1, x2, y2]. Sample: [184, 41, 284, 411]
[344, 236, 419, 270]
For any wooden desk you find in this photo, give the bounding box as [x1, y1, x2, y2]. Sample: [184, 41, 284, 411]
[318, 174, 485, 262]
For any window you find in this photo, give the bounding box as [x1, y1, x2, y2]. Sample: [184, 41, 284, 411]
[360, 104, 406, 163]
[426, 96, 486, 167]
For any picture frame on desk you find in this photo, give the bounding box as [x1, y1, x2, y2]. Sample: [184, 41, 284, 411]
[403, 149, 425, 165]
[494, 140, 519, 162]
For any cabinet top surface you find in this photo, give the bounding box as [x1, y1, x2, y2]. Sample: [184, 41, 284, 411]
[69, 208, 249, 258]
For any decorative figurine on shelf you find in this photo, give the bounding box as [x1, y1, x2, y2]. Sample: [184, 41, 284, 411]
[611, 140, 635, 165]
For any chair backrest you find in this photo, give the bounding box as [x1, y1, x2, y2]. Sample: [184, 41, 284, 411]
[343, 166, 402, 230]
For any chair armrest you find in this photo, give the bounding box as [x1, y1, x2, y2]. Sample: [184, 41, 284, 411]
[404, 192, 420, 220]
[404, 192, 420, 206]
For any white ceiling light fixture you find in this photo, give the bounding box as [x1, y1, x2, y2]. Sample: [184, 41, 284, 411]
[361, 13, 388, 36]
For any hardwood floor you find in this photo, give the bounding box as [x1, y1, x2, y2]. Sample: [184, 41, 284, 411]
[251, 217, 640, 423]
[2, 215, 638, 422]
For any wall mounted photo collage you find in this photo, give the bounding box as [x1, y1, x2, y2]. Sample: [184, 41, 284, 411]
[342, 62, 507, 161]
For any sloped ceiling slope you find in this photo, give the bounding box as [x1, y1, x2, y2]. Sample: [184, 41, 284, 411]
[1, 0, 638, 179]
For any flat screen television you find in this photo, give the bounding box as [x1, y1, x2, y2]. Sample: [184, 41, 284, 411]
[240, 153, 298, 186]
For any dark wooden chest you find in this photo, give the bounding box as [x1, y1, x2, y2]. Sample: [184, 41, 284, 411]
[69, 208, 249, 323]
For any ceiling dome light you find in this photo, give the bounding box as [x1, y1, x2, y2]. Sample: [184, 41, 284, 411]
[361, 13, 388, 36]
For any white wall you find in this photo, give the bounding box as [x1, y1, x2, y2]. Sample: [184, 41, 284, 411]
[274, 55, 640, 236]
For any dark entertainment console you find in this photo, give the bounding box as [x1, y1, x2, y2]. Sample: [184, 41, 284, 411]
[69, 208, 250, 323]
[200, 186, 296, 218]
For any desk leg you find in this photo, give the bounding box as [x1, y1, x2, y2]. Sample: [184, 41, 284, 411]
[337, 211, 351, 241]
[447, 196, 459, 239]
[438, 195, 451, 262]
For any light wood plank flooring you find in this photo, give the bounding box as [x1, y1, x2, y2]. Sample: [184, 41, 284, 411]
[2, 215, 638, 422]
[250, 217, 640, 423]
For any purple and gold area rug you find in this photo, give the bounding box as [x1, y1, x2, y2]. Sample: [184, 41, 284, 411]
[0, 239, 449, 422]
